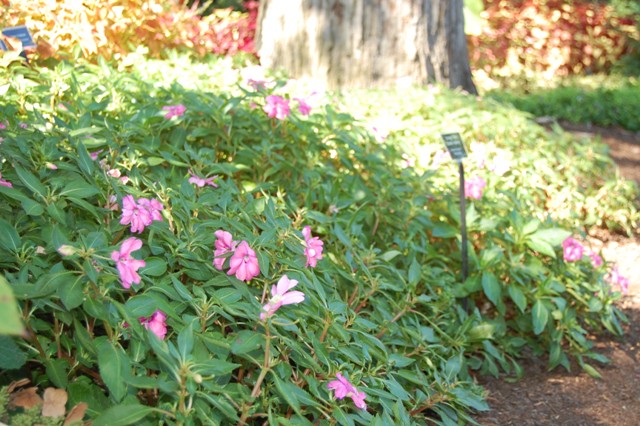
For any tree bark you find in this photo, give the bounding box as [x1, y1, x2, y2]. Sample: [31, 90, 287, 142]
[256, 0, 477, 94]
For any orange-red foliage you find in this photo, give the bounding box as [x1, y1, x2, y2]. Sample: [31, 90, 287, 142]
[1, 0, 257, 61]
[468, 0, 637, 77]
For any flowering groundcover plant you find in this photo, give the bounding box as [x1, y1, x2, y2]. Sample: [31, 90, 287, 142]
[0, 53, 633, 424]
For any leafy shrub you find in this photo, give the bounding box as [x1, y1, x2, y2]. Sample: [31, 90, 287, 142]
[468, 0, 638, 86]
[1, 0, 257, 61]
[488, 75, 640, 131]
[0, 52, 633, 424]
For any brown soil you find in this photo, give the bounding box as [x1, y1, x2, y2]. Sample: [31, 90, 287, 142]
[474, 124, 640, 426]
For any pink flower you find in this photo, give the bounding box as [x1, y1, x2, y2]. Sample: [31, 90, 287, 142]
[228, 240, 260, 282]
[260, 275, 305, 320]
[263, 95, 290, 120]
[0, 121, 6, 130]
[464, 176, 487, 200]
[587, 251, 603, 268]
[327, 373, 367, 410]
[111, 237, 146, 289]
[189, 171, 218, 188]
[141, 310, 168, 339]
[562, 237, 584, 262]
[45, 162, 58, 170]
[120, 195, 153, 233]
[248, 78, 268, 90]
[138, 198, 164, 222]
[162, 104, 186, 119]
[19, 122, 28, 129]
[302, 226, 324, 268]
[90, 150, 103, 161]
[607, 266, 629, 294]
[0, 172, 12, 188]
[213, 230, 237, 270]
[295, 97, 312, 115]
[107, 169, 121, 178]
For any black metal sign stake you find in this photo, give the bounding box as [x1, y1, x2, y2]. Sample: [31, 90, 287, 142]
[441, 133, 469, 284]
[458, 162, 468, 282]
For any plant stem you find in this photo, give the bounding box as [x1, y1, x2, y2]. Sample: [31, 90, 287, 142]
[251, 323, 271, 398]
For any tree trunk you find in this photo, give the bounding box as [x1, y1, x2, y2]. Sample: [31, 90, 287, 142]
[256, 0, 477, 94]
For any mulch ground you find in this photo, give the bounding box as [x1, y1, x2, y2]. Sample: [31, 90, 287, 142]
[474, 123, 640, 425]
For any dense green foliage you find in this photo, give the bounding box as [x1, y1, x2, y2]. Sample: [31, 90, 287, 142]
[487, 76, 640, 131]
[0, 52, 635, 424]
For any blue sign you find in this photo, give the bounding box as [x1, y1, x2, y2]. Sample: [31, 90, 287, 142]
[1, 25, 35, 49]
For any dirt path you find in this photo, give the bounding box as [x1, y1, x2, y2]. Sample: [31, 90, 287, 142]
[474, 124, 640, 425]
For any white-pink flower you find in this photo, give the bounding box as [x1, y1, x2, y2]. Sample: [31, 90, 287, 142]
[141, 310, 168, 339]
[228, 241, 260, 282]
[111, 237, 146, 289]
[213, 230, 237, 270]
[260, 275, 305, 320]
[464, 176, 487, 200]
[607, 266, 630, 294]
[263, 95, 290, 120]
[327, 373, 367, 410]
[189, 171, 218, 188]
[120, 195, 163, 233]
[0, 171, 12, 188]
[302, 226, 324, 268]
[295, 97, 312, 116]
[162, 104, 186, 119]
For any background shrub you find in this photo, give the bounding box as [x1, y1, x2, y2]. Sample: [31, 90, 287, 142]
[468, 0, 639, 86]
[1, 0, 257, 61]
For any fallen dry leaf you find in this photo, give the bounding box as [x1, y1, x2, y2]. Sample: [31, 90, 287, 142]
[63, 402, 88, 425]
[9, 387, 43, 410]
[41, 387, 68, 418]
[7, 378, 31, 393]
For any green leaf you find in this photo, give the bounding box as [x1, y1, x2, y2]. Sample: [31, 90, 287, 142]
[380, 250, 402, 262]
[141, 257, 167, 276]
[481, 272, 501, 306]
[97, 338, 129, 402]
[192, 359, 240, 376]
[532, 300, 549, 335]
[408, 258, 421, 285]
[230, 330, 263, 355]
[522, 219, 540, 235]
[0, 336, 27, 369]
[177, 320, 195, 362]
[432, 223, 458, 238]
[467, 322, 495, 341]
[58, 275, 85, 310]
[507, 285, 527, 313]
[272, 374, 303, 416]
[0, 275, 24, 335]
[526, 238, 556, 258]
[45, 358, 69, 388]
[21, 198, 45, 215]
[69, 126, 104, 138]
[0, 218, 21, 252]
[77, 142, 96, 175]
[581, 363, 602, 379]
[14, 165, 47, 199]
[59, 178, 99, 199]
[92, 404, 155, 426]
[530, 228, 571, 246]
